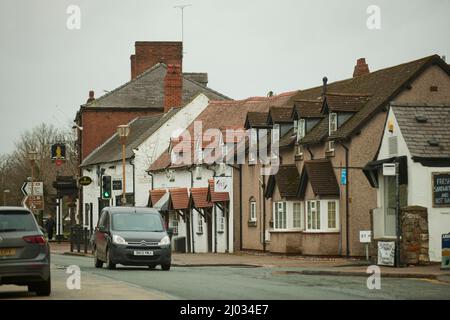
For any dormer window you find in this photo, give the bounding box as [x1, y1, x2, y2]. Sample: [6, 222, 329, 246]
[329, 113, 337, 135]
[297, 119, 305, 142]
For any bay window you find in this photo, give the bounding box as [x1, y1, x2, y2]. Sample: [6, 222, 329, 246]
[293, 202, 303, 229]
[273, 202, 287, 230]
[306, 199, 339, 232]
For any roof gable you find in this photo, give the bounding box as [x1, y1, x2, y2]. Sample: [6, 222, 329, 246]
[298, 160, 340, 198]
[265, 164, 301, 198]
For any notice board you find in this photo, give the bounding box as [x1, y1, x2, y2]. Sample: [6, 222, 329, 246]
[432, 172, 450, 207]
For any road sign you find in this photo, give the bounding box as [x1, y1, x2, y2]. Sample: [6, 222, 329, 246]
[21, 182, 44, 196]
[359, 230, 372, 243]
[22, 195, 44, 211]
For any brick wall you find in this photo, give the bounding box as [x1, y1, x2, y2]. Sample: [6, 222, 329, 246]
[131, 41, 183, 79]
[81, 109, 161, 160]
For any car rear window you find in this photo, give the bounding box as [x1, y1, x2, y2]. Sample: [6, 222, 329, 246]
[0, 211, 38, 232]
[112, 213, 164, 232]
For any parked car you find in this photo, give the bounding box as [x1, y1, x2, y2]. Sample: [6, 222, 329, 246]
[93, 207, 172, 270]
[0, 207, 51, 296]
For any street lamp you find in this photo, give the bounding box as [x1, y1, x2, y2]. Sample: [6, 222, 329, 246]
[28, 150, 38, 215]
[3, 189, 10, 206]
[117, 125, 130, 206]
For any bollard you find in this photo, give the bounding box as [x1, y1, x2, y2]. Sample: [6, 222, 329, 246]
[84, 227, 88, 254]
[70, 226, 74, 252]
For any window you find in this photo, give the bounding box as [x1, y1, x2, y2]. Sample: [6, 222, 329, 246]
[197, 212, 203, 234]
[297, 119, 306, 142]
[218, 211, 225, 232]
[329, 113, 337, 134]
[307, 201, 320, 230]
[250, 200, 257, 222]
[273, 202, 287, 230]
[293, 202, 303, 229]
[249, 129, 257, 163]
[327, 201, 337, 229]
[170, 213, 179, 236]
[328, 140, 335, 152]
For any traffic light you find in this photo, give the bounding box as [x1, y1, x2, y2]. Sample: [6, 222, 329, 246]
[102, 176, 112, 199]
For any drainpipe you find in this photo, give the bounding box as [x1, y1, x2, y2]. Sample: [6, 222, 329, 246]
[239, 164, 243, 251]
[259, 175, 267, 252]
[130, 157, 136, 206]
[341, 143, 350, 258]
[307, 146, 314, 160]
[189, 167, 195, 253]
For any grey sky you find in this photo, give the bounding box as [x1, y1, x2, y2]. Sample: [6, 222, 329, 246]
[0, 0, 449, 154]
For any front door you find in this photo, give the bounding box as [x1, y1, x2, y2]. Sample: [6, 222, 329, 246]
[384, 176, 397, 237]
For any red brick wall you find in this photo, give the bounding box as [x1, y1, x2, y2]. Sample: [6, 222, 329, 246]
[164, 64, 182, 112]
[81, 109, 161, 160]
[132, 42, 182, 79]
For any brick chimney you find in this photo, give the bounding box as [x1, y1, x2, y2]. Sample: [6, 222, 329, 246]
[164, 64, 182, 113]
[86, 90, 95, 104]
[353, 58, 370, 77]
[130, 41, 183, 79]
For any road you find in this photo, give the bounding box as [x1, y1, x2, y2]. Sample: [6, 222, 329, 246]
[1, 254, 450, 299]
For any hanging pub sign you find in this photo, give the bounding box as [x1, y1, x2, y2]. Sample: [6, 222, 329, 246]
[51, 143, 66, 160]
[78, 176, 93, 186]
[432, 172, 450, 207]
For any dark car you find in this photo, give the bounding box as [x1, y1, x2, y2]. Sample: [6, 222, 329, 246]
[93, 207, 172, 270]
[0, 207, 51, 296]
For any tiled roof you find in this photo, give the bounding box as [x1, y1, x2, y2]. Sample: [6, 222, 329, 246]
[148, 189, 167, 207]
[294, 55, 449, 145]
[268, 106, 294, 124]
[392, 103, 450, 158]
[265, 164, 301, 198]
[207, 179, 230, 202]
[190, 188, 213, 208]
[148, 91, 299, 172]
[299, 159, 340, 197]
[299, 116, 329, 145]
[169, 188, 190, 210]
[81, 63, 230, 110]
[81, 108, 180, 167]
[324, 93, 371, 113]
[245, 112, 269, 129]
[293, 100, 324, 119]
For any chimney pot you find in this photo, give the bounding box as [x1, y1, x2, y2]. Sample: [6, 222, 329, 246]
[86, 90, 95, 103]
[353, 58, 370, 77]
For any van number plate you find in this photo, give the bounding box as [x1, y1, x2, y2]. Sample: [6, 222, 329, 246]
[134, 250, 154, 256]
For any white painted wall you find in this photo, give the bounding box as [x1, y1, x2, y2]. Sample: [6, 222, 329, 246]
[81, 93, 210, 228]
[376, 108, 450, 261]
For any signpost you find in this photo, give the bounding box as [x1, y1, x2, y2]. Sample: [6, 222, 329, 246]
[21, 181, 44, 196]
[359, 230, 372, 261]
[22, 195, 44, 211]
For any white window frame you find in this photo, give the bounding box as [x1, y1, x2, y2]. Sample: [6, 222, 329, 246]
[292, 202, 303, 229]
[250, 201, 257, 222]
[218, 211, 225, 232]
[273, 201, 287, 230]
[170, 217, 179, 236]
[197, 212, 203, 234]
[329, 113, 337, 135]
[327, 201, 337, 229]
[306, 199, 339, 232]
[297, 119, 306, 142]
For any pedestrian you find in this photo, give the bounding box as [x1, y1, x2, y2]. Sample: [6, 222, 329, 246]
[45, 214, 55, 240]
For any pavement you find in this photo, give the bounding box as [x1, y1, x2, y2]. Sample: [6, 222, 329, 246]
[49, 241, 450, 283]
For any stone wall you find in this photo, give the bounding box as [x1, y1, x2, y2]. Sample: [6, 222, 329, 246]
[401, 206, 430, 265]
[369, 206, 430, 266]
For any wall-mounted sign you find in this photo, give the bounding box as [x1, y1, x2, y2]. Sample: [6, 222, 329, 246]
[78, 176, 92, 186]
[377, 241, 395, 266]
[382, 163, 396, 176]
[341, 169, 347, 185]
[432, 172, 450, 208]
[113, 180, 122, 190]
[214, 177, 231, 193]
[359, 230, 372, 243]
[442, 233, 450, 269]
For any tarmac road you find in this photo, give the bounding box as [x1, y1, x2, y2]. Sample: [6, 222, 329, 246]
[1, 254, 449, 300]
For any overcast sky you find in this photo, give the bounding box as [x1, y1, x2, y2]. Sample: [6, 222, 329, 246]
[0, 0, 449, 154]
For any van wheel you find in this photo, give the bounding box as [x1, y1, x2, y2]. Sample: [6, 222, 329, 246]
[161, 263, 171, 271]
[106, 248, 116, 270]
[29, 277, 51, 296]
[94, 248, 103, 268]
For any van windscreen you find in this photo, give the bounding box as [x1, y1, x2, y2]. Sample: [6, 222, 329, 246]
[111, 213, 164, 232]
